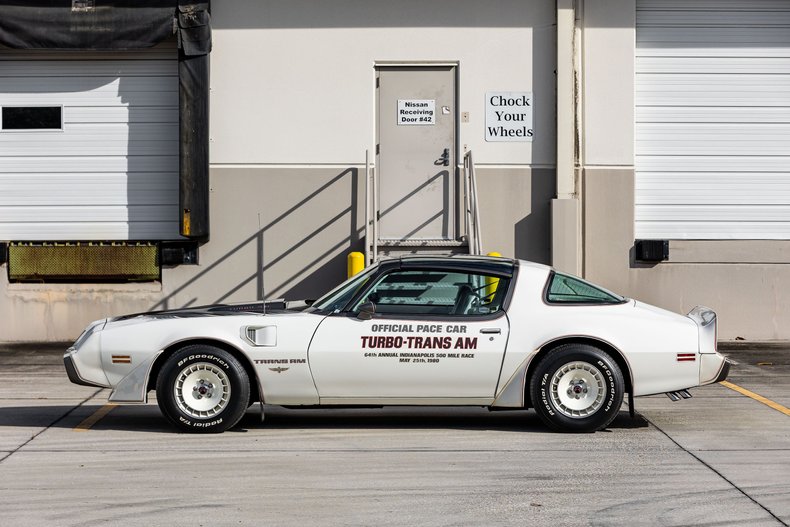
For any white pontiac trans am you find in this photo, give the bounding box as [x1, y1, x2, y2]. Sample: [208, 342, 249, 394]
[64, 255, 730, 433]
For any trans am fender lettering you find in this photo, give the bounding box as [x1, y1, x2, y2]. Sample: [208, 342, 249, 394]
[253, 359, 306, 365]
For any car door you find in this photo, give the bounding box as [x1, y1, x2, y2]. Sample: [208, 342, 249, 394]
[307, 264, 511, 403]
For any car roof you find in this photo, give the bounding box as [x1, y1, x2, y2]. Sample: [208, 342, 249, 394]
[396, 254, 550, 269]
[397, 254, 513, 263]
[373, 254, 550, 278]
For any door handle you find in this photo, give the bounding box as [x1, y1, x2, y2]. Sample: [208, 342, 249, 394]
[480, 328, 501, 334]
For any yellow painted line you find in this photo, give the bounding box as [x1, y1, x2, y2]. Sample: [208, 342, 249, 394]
[73, 404, 118, 432]
[719, 381, 790, 417]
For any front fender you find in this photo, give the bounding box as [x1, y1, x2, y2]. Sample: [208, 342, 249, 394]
[108, 350, 164, 403]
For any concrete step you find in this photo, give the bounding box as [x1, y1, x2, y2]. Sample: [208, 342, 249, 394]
[372, 239, 470, 258]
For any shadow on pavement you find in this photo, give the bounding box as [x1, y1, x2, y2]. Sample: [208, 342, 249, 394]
[0, 404, 649, 434]
[238, 407, 650, 433]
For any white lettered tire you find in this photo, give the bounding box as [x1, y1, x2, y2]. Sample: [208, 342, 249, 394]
[156, 345, 250, 433]
[529, 344, 624, 432]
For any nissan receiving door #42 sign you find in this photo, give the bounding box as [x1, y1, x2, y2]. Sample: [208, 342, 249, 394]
[397, 99, 435, 125]
[485, 92, 533, 141]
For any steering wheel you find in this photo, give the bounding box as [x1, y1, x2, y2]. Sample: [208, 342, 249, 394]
[453, 284, 481, 315]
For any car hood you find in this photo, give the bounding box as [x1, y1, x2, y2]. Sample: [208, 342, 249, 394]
[109, 299, 311, 323]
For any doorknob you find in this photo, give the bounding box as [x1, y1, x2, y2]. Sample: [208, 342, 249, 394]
[434, 148, 450, 166]
[480, 328, 501, 334]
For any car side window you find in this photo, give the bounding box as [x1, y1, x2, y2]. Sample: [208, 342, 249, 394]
[545, 272, 625, 304]
[352, 269, 509, 317]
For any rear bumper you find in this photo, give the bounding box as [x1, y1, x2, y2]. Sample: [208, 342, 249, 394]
[715, 358, 732, 383]
[700, 352, 731, 386]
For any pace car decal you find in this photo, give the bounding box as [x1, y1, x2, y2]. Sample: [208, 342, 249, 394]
[361, 335, 477, 350]
[370, 324, 468, 333]
[361, 324, 478, 364]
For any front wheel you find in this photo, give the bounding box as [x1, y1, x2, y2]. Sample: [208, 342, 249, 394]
[529, 344, 624, 433]
[156, 345, 250, 433]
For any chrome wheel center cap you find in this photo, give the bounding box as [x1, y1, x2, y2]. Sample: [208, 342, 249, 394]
[567, 379, 589, 399]
[192, 379, 215, 400]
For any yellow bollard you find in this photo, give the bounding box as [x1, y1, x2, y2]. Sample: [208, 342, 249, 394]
[484, 252, 501, 302]
[347, 251, 365, 278]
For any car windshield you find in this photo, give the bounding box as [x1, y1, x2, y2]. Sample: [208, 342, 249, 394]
[307, 264, 378, 313]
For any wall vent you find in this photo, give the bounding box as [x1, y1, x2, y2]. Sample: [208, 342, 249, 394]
[635, 239, 669, 262]
[8, 242, 159, 282]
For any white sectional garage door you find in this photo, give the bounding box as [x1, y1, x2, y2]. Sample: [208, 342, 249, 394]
[0, 41, 179, 241]
[635, 0, 790, 239]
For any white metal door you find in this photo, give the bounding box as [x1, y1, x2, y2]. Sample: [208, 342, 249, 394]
[376, 66, 456, 241]
[635, 0, 790, 239]
[0, 41, 179, 240]
[307, 264, 511, 402]
[308, 315, 509, 402]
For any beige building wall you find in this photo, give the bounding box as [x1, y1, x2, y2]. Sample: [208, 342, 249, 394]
[209, 0, 556, 166]
[3, 0, 788, 342]
[0, 0, 556, 342]
[580, 0, 790, 340]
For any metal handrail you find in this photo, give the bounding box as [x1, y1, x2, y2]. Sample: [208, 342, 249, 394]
[368, 150, 478, 260]
[470, 153, 482, 255]
[372, 160, 378, 263]
[365, 149, 378, 265]
[463, 150, 482, 255]
[463, 152, 473, 253]
[365, 150, 371, 265]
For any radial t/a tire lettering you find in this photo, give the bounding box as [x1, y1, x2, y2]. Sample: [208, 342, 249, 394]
[529, 343, 624, 433]
[156, 344, 250, 433]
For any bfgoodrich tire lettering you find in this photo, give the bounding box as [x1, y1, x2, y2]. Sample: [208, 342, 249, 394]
[156, 345, 250, 433]
[529, 344, 624, 433]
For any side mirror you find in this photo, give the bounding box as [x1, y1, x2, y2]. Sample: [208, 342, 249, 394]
[357, 301, 376, 320]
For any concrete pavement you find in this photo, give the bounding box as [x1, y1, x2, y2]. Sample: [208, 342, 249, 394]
[0, 345, 788, 526]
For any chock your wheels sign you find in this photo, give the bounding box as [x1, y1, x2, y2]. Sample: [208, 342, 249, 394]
[485, 92, 533, 142]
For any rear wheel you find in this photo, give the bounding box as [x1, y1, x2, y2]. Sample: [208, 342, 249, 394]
[156, 345, 250, 433]
[529, 344, 624, 432]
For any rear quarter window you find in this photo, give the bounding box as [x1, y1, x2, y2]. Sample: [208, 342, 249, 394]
[545, 272, 625, 305]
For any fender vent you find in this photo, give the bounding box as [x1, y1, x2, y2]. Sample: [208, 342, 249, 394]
[243, 326, 277, 347]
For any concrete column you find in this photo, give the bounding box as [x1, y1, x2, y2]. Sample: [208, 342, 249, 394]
[552, 0, 582, 275]
[551, 198, 580, 273]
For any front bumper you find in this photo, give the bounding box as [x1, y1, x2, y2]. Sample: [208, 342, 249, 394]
[63, 350, 106, 388]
